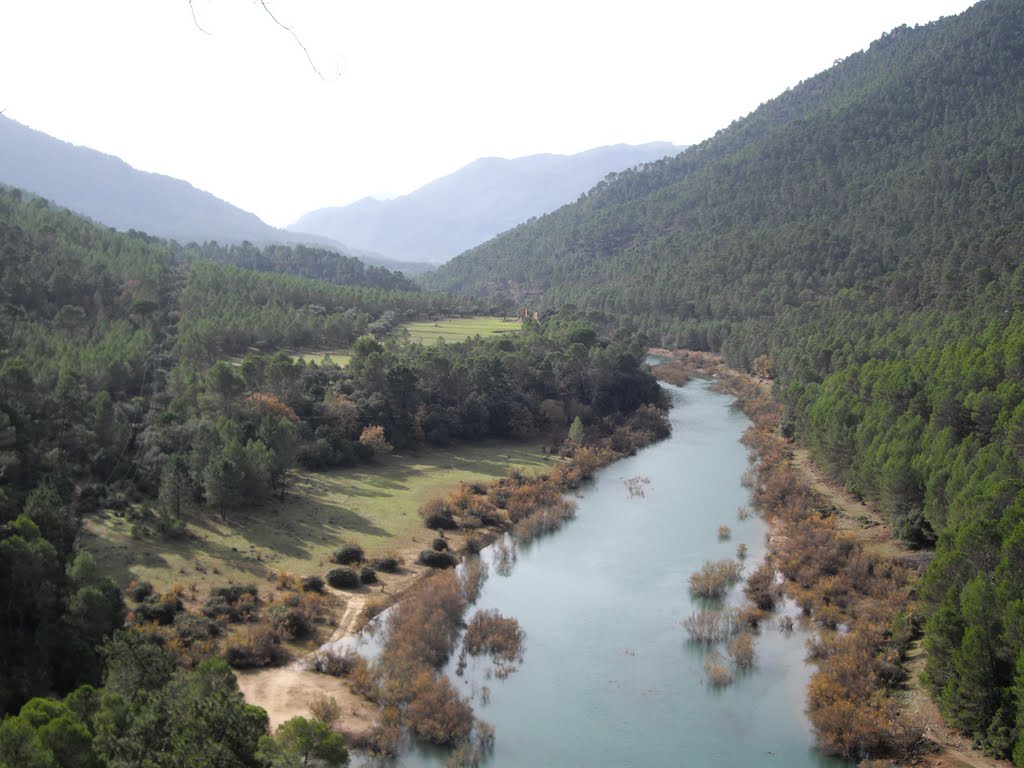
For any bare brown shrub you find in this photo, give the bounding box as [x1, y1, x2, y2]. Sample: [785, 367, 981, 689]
[511, 499, 576, 543]
[459, 557, 489, 604]
[222, 625, 285, 668]
[307, 691, 341, 727]
[312, 646, 361, 677]
[682, 608, 742, 644]
[744, 560, 782, 611]
[420, 497, 457, 530]
[727, 633, 756, 670]
[464, 609, 525, 663]
[382, 570, 467, 670]
[689, 559, 742, 599]
[405, 670, 474, 745]
[704, 651, 734, 687]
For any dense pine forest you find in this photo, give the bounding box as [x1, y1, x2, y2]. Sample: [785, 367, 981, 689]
[428, 0, 1024, 761]
[0, 184, 665, 765]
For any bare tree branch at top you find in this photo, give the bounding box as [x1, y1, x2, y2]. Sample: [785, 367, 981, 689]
[256, 0, 325, 80]
[185, 1, 326, 79]
[188, 0, 211, 35]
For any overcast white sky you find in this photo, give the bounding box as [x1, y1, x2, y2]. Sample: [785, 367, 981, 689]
[0, 1, 976, 228]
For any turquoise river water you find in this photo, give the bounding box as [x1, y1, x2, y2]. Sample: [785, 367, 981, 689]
[354, 379, 851, 767]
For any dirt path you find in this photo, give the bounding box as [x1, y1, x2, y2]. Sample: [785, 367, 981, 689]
[235, 540, 465, 738]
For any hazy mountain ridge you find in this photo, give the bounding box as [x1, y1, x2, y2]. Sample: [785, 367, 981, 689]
[290, 142, 683, 264]
[0, 115, 429, 274]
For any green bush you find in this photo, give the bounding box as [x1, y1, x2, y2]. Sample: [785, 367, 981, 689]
[419, 498, 457, 530]
[136, 594, 182, 625]
[127, 580, 155, 602]
[327, 567, 361, 589]
[331, 543, 364, 565]
[268, 603, 313, 639]
[211, 584, 258, 603]
[359, 566, 378, 584]
[223, 629, 285, 669]
[418, 550, 459, 569]
[173, 612, 220, 644]
[372, 556, 400, 573]
[302, 575, 325, 593]
[431, 537, 449, 552]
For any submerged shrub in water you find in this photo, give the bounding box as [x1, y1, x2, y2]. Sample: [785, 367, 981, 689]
[689, 559, 742, 599]
[682, 608, 742, 644]
[705, 651, 735, 688]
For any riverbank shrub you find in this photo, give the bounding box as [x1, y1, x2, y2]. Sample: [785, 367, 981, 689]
[419, 498, 458, 530]
[744, 560, 781, 611]
[464, 609, 525, 663]
[419, 550, 459, 569]
[307, 692, 342, 728]
[327, 567, 360, 589]
[511, 500, 576, 543]
[405, 670, 474, 746]
[267, 595, 319, 640]
[311, 647, 361, 677]
[136, 594, 183, 626]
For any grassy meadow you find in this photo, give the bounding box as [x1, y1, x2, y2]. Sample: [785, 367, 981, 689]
[82, 440, 550, 593]
[399, 316, 518, 344]
[220, 317, 516, 371]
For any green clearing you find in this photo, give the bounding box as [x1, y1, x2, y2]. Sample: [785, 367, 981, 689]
[81, 440, 550, 593]
[283, 348, 352, 366]
[223, 348, 352, 367]
[220, 317, 514, 369]
[399, 315, 518, 345]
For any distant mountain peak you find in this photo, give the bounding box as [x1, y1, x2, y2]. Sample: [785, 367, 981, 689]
[290, 142, 685, 264]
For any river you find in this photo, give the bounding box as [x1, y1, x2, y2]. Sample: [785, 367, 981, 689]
[356, 379, 850, 767]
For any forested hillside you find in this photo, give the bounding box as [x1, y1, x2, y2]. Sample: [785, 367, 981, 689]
[429, 0, 1024, 761]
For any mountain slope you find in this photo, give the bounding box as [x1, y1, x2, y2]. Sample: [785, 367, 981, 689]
[426, 2, 1022, 327]
[290, 142, 682, 264]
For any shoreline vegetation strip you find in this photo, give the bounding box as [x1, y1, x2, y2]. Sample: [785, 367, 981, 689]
[651, 349, 930, 763]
